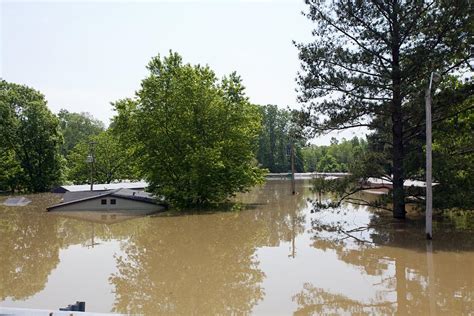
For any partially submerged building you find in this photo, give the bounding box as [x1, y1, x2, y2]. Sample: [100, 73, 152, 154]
[47, 188, 167, 213]
[51, 181, 149, 193]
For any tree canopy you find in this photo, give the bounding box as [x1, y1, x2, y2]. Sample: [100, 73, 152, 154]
[0, 80, 63, 192]
[257, 105, 305, 173]
[112, 52, 265, 207]
[66, 130, 140, 184]
[58, 109, 105, 156]
[302, 136, 367, 173]
[296, 0, 472, 218]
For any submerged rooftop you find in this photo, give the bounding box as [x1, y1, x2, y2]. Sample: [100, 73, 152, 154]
[52, 181, 148, 193]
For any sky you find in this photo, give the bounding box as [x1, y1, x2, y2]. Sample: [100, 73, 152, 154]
[1, 0, 365, 145]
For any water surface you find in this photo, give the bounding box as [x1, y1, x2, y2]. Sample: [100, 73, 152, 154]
[0, 180, 472, 315]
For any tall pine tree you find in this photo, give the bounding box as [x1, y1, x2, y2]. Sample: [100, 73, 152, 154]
[296, 1, 472, 218]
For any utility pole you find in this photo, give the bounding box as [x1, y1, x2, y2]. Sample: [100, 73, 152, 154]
[87, 141, 96, 191]
[291, 143, 296, 195]
[425, 72, 440, 240]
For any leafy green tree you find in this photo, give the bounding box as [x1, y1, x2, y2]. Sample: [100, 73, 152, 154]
[302, 145, 324, 172]
[0, 80, 63, 192]
[112, 52, 265, 207]
[301, 137, 367, 172]
[58, 109, 105, 156]
[66, 130, 139, 184]
[0, 148, 22, 193]
[296, 1, 471, 218]
[317, 154, 341, 173]
[257, 105, 305, 173]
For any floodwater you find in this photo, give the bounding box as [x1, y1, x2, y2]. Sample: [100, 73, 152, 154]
[0, 180, 473, 315]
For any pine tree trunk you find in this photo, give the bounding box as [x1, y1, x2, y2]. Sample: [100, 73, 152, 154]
[392, 108, 406, 219]
[391, 3, 406, 219]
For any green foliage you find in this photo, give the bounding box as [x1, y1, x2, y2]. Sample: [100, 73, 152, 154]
[0, 148, 22, 192]
[66, 130, 140, 184]
[297, 1, 471, 131]
[302, 137, 367, 172]
[58, 109, 105, 156]
[431, 81, 473, 210]
[0, 80, 63, 192]
[317, 154, 340, 173]
[256, 105, 305, 173]
[310, 176, 340, 202]
[112, 52, 265, 207]
[355, 79, 474, 211]
[297, 1, 471, 217]
[109, 98, 139, 150]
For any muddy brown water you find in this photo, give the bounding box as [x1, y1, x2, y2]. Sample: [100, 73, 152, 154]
[0, 180, 472, 315]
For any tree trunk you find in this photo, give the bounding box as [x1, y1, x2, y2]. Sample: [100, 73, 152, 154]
[391, 2, 406, 219]
[392, 109, 406, 219]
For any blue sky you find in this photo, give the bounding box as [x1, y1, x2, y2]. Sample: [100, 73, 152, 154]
[1, 0, 363, 144]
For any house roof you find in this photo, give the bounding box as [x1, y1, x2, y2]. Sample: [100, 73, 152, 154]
[52, 181, 149, 193]
[47, 188, 166, 211]
[62, 190, 108, 202]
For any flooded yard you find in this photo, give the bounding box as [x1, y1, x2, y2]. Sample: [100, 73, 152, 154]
[0, 180, 473, 315]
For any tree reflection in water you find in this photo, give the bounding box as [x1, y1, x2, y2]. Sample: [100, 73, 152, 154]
[0, 193, 150, 305]
[109, 180, 308, 315]
[295, 198, 474, 315]
[293, 283, 396, 315]
[5, 182, 469, 314]
[110, 215, 265, 315]
[0, 194, 62, 301]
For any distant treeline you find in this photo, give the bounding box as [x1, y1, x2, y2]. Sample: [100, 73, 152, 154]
[256, 105, 304, 173]
[256, 104, 367, 174]
[301, 137, 367, 173]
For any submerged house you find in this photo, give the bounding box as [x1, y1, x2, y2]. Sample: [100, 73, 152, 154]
[51, 181, 149, 193]
[47, 188, 167, 213]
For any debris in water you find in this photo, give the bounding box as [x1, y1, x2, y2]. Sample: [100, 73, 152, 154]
[3, 197, 32, 206]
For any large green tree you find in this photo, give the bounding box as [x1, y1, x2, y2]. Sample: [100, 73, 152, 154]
[296, 0, 472, 218]
[112, 52, 265, 207]
[57, 109, 105, 156]
[66, 130, 139, 184]
[0, 80, 63, 192]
